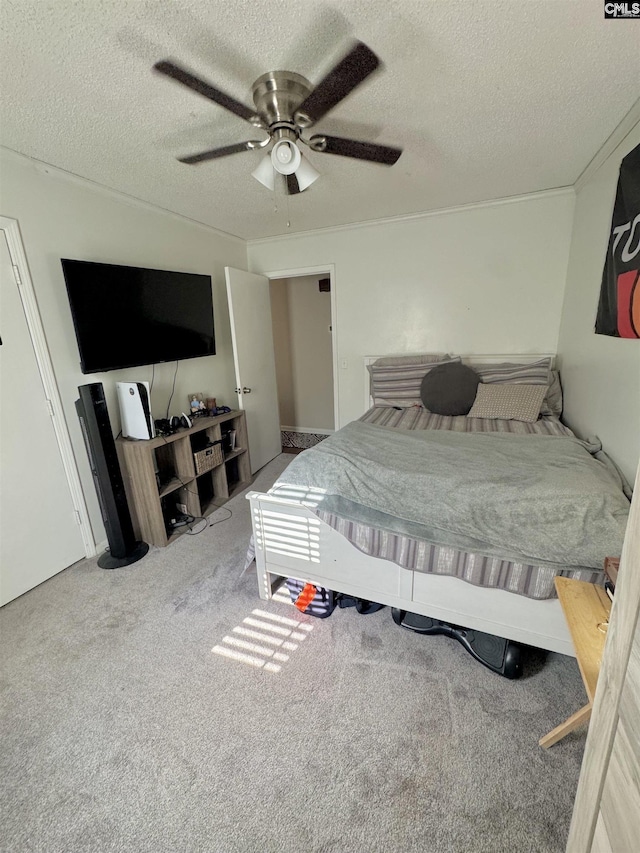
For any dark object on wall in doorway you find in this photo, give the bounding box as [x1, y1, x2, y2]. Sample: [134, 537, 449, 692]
[76, 383, 149, 569]
[318, 277, 330, 292]
[391, 609, 523, 679]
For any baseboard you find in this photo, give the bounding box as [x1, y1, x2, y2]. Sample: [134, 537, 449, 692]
[280, 425, 334, 434]
[93, 538, 108, 557]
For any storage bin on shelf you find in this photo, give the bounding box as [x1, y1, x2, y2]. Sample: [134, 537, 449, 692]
[193, 440, 224, 475]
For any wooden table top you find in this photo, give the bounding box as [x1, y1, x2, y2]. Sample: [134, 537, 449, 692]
[554, 576, 612, 703]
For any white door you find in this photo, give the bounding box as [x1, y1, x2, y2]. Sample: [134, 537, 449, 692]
[0, 233, 84, 605]
[225, 267, 281, 473]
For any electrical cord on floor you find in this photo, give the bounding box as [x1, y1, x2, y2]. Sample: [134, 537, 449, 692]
[170, 507, 232, 536]
[167, 511, 207, 536]
[210, 507, 232, 527]
[184, 516, 207, 535]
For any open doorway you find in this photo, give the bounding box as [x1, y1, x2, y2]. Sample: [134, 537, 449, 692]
[269, 271, 335, 453]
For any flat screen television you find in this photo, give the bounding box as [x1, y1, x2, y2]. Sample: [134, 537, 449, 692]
[61, 259, 215, 373]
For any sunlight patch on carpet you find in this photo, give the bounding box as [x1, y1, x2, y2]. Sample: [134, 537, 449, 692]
[212, 605, 314, 674]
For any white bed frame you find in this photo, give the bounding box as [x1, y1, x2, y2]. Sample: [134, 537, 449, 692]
[248, 353, 574, 657]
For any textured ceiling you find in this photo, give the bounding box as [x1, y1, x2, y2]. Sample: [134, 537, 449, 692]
[1, 0, 639, 240]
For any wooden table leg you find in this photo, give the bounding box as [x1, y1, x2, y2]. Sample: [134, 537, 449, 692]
[539, 703, 592, 749]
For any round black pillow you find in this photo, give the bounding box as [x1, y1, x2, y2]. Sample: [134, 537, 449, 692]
[420, 362, 480, 416]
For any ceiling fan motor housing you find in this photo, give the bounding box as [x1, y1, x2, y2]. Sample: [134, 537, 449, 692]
[251, 71, 312, 127]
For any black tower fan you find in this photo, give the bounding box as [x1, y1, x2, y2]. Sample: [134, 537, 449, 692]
[76, 383, 149, 568]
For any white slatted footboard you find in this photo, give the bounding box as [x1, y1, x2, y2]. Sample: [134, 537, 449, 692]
[247, 491, 573, 656]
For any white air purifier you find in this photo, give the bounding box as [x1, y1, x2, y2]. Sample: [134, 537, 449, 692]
[116, 381, 154, 440]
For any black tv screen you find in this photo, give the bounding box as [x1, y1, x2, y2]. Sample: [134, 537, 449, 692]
[61, 259, 215, 373]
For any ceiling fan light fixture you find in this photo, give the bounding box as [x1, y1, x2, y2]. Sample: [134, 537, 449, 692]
[271, 138, 301, 175]
[251, 154, 275, 191]
[294, 153, 320, 191]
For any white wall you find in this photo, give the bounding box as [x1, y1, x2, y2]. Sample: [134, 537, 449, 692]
[0, 150, 246, 546]
[556, 123, 640, 485]
[269, 279, 295, 426]
[249, 191, 576, 426]
[270, 275, 334, 432]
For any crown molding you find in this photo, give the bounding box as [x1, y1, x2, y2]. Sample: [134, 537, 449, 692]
[574, 99, 640, 193]
[246, 186, 575, 245]
[0, 146, 246, 245]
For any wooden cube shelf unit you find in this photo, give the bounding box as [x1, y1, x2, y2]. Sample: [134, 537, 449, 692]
[117, 410, 250, 547]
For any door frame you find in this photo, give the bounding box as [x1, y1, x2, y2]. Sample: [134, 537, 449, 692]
[1, 216, 94, 556]
[258, 263, 338, 430]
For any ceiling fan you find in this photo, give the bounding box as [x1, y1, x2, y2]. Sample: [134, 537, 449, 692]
[153, 40, 402, 194]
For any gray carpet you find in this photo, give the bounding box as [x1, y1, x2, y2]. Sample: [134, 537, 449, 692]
[1, 454, 586, 853]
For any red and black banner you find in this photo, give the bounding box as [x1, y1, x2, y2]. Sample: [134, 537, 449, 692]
[595, 142, 640, 339]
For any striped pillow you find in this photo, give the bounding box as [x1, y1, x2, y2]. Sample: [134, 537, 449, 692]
[472, 358, 552, 386]
[467, 383, 547, 422]
[369, 355, 459, 407]
[540, 370, 563, 417]
[472, 358, 560, 417]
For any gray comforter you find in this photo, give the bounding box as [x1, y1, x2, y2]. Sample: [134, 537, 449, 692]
[270, 421, 629, 571]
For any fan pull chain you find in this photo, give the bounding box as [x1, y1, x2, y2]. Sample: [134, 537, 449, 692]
[271, 176, 291, 228]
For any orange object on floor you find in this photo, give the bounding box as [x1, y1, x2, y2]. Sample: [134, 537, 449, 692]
[294, 582, 317, 612]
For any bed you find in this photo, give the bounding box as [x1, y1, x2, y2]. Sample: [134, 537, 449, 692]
[247, 354, 629, 669]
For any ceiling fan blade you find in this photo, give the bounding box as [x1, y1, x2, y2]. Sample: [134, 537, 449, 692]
[309, 135, 402, 165]
[178, 141, 256, 164]
[286, 173, 301, 195]
[154, 60, 259, 124]
[294, 41, 380, 128]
